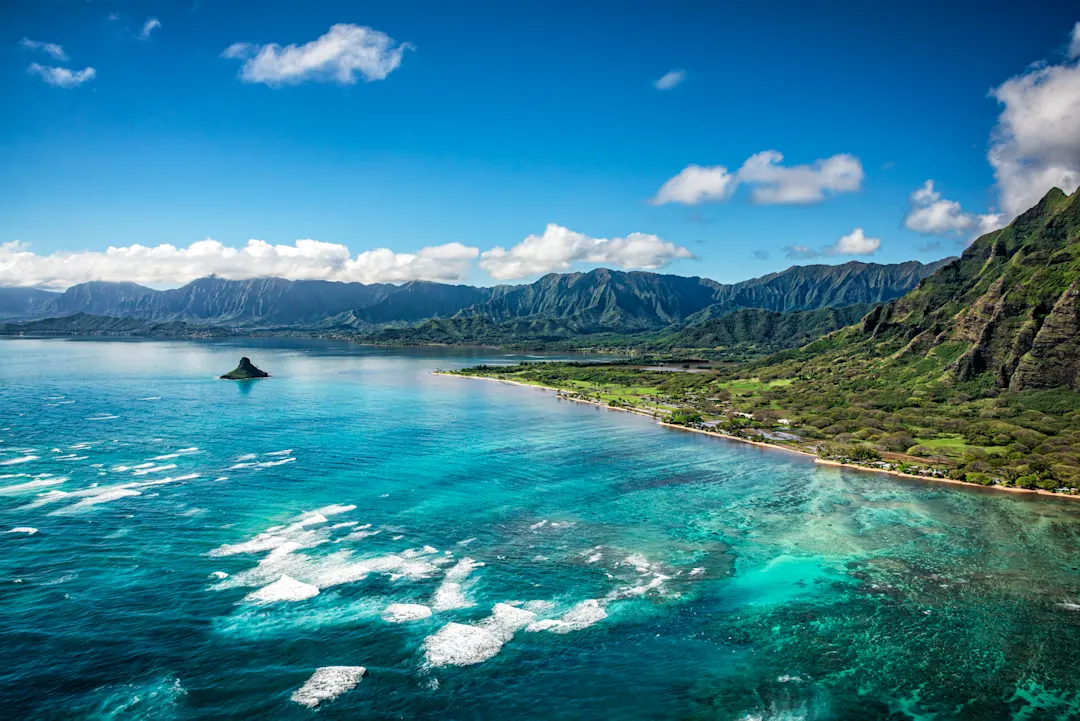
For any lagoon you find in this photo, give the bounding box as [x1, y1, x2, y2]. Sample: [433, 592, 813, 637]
[2, 338, 1080, 719]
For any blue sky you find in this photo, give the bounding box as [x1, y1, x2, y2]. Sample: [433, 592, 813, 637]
[2, 0, 1079, 289]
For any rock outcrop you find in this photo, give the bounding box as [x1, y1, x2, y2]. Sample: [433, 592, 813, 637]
[220, 357, 269, 380]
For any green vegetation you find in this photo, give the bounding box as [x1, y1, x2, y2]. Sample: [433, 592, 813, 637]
[449, 188, 1080, 493]
[370, 304, 875, 360]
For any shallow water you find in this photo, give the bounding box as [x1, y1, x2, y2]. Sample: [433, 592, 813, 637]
[2, 338, 1080, 719]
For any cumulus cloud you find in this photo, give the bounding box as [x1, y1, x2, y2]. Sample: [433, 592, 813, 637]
[0, 239, 478, 290]
[20, 38, 67, 61]
[27, 63, 96, 88]
[783, 228, 881, 259]
[654, 69, 685, 90]
[651, 151, 863, 206]
[830, 228, 880, 255]
[140, 18, 161, 40]
[988, 26, 1080, 219]
[736, 150, 864, 204]
[904, 180, 1003, 237]
[222, 23, 412, 86]
[479, 224, 693, 281]
[651, 165, 738, 205]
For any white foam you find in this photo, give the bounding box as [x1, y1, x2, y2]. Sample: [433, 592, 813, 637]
[245, 574, 319, 603]
[312, 561, 370, 589]
[526, 599, 607, 634]
[209, 533, 294, 557]
[19, 489, 70, 509]
[149, 453, 180, 461]
[382, 603, 433, 623]
[608, 574, 668, 600]
[132, 463, 177, 476]
[457, 537, 476, 546]
[313, 504, 356, 517]
[432, 582, 469, 611]
[235, 453, 257, 461]
[423, 603, 536, 667]
[210, 571, 229, 579]
[63, 488, 142, 511]
[334, 529, 380, 543]
[0, 455, 39, 466]
[431, 557, 483, 611]
[228, 462, 254, 470]
[69, 443, 92, 450]
[586, 552, 602, 564]
[6, 527, 38, 535]
[0, 477, 65, 494]
[330, 521, 358, 530]
[1059, 602, 1080, 611]
[137, 396, 161, 401]
[444, 557, 483, 583]
[87, 415, 118, 421]
[256, 457, 295, 468]
[689, 567, 705, 577]
[291, 666, 365, 708]
[176, 447, 198, 453]
[295, 513, 328, 528]
[530, 520, 547, 529]
[265, 449, 293, 457]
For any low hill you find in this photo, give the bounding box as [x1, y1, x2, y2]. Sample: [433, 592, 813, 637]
[0, 313, 229, 338]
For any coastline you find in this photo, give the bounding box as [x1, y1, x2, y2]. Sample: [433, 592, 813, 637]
[438, 371, 1080, 503]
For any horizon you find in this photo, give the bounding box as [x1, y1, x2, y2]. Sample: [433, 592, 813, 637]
[2, 2, 1079, 289]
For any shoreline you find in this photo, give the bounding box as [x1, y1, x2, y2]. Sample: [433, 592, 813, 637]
[438, 371, 1079, 503]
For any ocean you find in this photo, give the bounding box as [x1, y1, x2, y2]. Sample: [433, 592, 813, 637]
[2, 337, 1080, 719]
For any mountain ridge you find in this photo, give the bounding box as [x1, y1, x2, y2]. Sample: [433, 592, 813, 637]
[0, 259, 953, 333]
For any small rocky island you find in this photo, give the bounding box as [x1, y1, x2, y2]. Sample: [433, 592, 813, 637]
[220, 357, 269, 380]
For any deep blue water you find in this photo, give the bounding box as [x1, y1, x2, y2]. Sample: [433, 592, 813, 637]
[2, 338, 1080, 720]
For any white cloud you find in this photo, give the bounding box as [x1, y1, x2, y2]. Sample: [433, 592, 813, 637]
[783, 228, 881, 259]
[650, 165, 737, 205]
[222, 23, 413, 86]
[20, 38, 67, 61]
[829, 228, 880, 255]
[903, 180, 1003, 237]
[654, 69, 685, 90]
[0, 239, 478, 290]
[479, 224, 693, 281]
[988, 28, 1080, 219]
[651, 151, 863, 206]
[736, 150, 864, 204]
[27, 63, 96, 88]
[140, 18, 161, 40]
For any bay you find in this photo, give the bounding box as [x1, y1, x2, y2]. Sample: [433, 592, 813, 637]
[2, 338, 1080, 719]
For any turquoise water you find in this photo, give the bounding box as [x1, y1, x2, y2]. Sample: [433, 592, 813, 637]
[3, 338, 1080, 720]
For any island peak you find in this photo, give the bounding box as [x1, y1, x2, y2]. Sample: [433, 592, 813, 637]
[220, 357, 269, 380]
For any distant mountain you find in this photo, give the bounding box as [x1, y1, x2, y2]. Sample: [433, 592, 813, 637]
[368, 303, 875, 358]
[0, 312, 228, 338]
[652, 304, 875, 354]
[0, 259, 951, 337]
[0, 287, 60, 320]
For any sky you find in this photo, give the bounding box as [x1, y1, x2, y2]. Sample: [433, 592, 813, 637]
[2, 0, 1079, 290]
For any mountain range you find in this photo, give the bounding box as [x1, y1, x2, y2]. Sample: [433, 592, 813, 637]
[755, 186, 1080, 392]
[0, 259, 952, 341]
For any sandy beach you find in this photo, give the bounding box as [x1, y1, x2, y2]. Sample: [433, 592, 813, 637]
[439, 371, 1079, 502]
